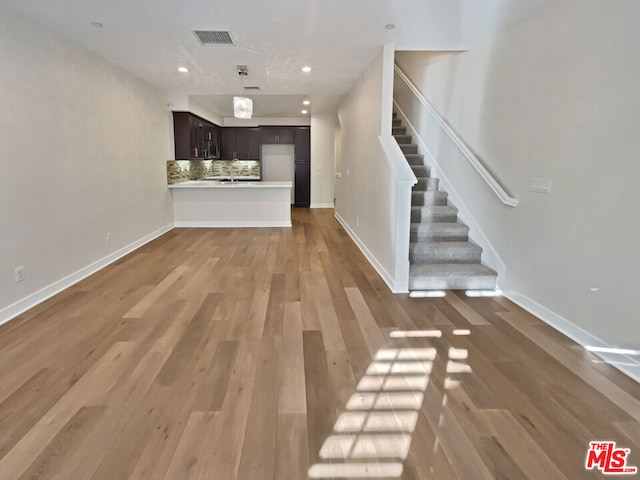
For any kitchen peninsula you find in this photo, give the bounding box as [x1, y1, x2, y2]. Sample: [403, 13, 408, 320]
[169, 180, 292, 227]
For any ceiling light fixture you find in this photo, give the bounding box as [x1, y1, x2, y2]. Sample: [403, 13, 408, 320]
[385, 24, 395, 30]
[302, 66, 312, 73]
[303, 100, 310, 105]
[234, 96, 253, 119]
[234, 65, 253, 119]
[177, 67, 189, 73]
[90, 22, 104, 28]
[301, 110, 308, 115]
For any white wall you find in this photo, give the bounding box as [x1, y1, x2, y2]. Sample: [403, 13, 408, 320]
[310, 114, 337, 208]
[395, 0, 640, 350]
[188, 97, 225, 127]
[334, 51, 399, 287]
[0, 6, 174, 322]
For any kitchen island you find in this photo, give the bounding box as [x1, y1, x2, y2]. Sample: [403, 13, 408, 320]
[169, 181, 292, 227]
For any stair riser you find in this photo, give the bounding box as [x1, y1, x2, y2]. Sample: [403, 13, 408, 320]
[392, 119, 402, 127]
[410, 232, 469, 242]
[394, 135, 412, 144]
[392, 127, 407, 135]
[411, 166, 430, 177]
[415, 178, 439, 191]
[406, 156, 425, 165]
[411, 211, 458, 222]
[411, 192, 448, 206]
[409, 276, 497, 290]
[409, 249, 482, 264]
[400, 145, 418, 154]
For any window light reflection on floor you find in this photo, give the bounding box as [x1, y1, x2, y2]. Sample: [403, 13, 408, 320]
[309, 337, 472, 478]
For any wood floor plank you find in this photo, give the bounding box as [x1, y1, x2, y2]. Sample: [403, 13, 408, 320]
[278, 302, 307, 415]
[17, 406, 106, 480]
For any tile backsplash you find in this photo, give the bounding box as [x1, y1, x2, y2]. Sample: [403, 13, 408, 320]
[167, 160, 260, 184]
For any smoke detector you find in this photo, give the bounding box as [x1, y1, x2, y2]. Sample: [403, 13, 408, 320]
[237, 65, 248, 76]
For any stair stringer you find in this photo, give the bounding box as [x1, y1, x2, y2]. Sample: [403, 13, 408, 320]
[393, 100, 507, 284]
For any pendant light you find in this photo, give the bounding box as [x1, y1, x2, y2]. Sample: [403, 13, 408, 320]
[234, 65, 253, 119]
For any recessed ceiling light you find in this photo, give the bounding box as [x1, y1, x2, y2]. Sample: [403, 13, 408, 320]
[90, 22, 104, 28]
[385, 24, 395, 30]
[301, 66, 312, 73]
[178, 67, 189, 73]
[303, 100, 310, 106]
[301, 110, 308, 114]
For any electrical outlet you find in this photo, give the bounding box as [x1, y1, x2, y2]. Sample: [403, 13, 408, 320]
[14, 266, 25, 283]
[106, 232, 112, 244]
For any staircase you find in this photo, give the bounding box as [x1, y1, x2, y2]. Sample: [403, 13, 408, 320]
[393, 113, 498, 291]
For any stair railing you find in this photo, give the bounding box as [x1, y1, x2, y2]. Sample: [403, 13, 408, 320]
[394, 64, 518, 207]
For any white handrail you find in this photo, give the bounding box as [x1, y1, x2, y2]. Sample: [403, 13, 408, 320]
[394, 64, 518, 207]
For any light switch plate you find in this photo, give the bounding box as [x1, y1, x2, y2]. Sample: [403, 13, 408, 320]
[530, 178, 552, 193]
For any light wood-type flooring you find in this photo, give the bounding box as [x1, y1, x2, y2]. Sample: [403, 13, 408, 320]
[1, 208, 639, 479]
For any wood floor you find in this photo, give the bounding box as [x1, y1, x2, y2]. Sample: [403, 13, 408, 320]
[1, 208, 639, 480]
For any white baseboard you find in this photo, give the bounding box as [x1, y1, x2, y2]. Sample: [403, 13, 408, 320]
[0, 223, 175, 328]
[334, 212, 405, 293]
[310, 204, 334, 209]
[505, 291, 640, 384]
[174, 221, 291, 228]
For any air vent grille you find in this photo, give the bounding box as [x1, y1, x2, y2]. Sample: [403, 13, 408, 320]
[244, 86, 261, 91]
[192, 30, 234, 46]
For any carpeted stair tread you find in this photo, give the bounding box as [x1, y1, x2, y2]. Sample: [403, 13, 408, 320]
[410, 222, 469, 242]
[404, 154, 425, 165]
[411, 190, 448, 206]
[409, 241, 482, 264]
[410, 165, 430, 177]
[411, 205, 458, 222]
[394, 134, 412, 144]
[409, 264, 498, 290]
[415, 178, 439, 191]
[400, 144, 418, 154]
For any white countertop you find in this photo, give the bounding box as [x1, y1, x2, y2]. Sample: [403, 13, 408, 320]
[169, 180, 292, 189]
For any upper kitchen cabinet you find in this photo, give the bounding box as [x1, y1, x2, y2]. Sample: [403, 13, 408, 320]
[220, 128, 261, 160]
[172, 112, 220, 160]
[260, 127, 294, 145]
[294, 127, 310, 162]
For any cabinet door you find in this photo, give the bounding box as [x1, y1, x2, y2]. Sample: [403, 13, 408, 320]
[277, 128, 294, 144]
[294, 161, 310, 207]
[260, 127, 278, 145]
[247, 128, 261, 159]
[294, 127, 310, 162]
[196, 120, 206, 158]
[172, 112, 191, 160]
[234, 128, 250, 159]
[220, 128, 236, 159]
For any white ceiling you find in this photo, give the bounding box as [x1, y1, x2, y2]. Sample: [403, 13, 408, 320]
[0, 0, 548, 117]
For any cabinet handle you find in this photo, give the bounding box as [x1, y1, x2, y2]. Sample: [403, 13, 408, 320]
[195, 147, 198, 157]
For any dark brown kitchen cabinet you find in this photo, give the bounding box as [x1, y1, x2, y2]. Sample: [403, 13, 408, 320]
[294, 161, 310, 207]
[294, 127, 310, 162]
[172, 112, 220, 159]
[220, 128, 261, 160]
[260, 127, 294, 145]
[293, 127, 311, 207]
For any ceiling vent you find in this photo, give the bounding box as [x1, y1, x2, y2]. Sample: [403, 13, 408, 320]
[244, 86, 261, 91]
[192, 30, 234, 46]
